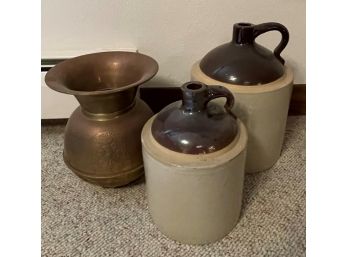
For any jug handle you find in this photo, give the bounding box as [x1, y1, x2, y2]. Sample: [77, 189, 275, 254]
[205, 86, 235, 115]
[253, 22, 289, 64]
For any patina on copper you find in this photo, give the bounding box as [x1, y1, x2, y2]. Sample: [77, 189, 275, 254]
[151, 82, 238, 154]
[45, 51, 158, 187]
[200, 22, 289, 85]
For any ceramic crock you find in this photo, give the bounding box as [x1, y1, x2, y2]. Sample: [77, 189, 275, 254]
[45, 51, 158, 187]
[141, 82, 248, 244]
[191, 22, 293, 173]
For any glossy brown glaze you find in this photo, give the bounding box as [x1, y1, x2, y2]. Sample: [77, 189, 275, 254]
[200, 22, 289, 85]
[151, 82, 238, 154]
[45, 51, 158, 187]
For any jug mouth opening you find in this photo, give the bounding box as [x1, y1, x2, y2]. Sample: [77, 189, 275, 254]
[183, 81, 206, 92]
[236, 22, 253, 27]
[45, 51, 159, 96]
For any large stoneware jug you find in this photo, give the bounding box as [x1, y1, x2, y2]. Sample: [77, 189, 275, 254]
[141, 82, 247, 244]
[45, 51, 158, 187]
[192, 22, 293, 173]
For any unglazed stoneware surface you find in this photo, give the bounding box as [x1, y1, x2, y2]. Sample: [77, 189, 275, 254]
[192, 63, 293, 173]
[142, 116, 248, 244]
[45, 51, 158, 187]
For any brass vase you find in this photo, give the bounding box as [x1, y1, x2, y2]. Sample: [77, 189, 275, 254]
[45, 51, 158, 187]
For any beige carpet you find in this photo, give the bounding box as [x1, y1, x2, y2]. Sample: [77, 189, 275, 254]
[42, 116, 306, 257]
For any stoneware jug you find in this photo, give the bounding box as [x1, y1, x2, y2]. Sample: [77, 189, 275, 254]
[141, 81, 248, 244]
[45, 51, 158, 187]
[191, 22, 293, 173]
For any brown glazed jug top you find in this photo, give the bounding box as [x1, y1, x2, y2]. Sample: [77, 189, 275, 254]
[200, 22, 289, 85]
[151, 82, 238, 154]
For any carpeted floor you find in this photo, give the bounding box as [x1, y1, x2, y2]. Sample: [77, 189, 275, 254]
[42, 116, 306, 257]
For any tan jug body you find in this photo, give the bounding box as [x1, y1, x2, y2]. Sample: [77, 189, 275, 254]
[142, 116, 248, 244]
[192, 63, 293, 173]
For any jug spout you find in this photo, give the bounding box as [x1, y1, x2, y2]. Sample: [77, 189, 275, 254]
[232, 22, 255, 44]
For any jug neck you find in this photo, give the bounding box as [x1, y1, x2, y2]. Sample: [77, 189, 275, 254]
[232, 22, 255, 45]
[75, 87, 137, 119]
[181, 83, 208, 113]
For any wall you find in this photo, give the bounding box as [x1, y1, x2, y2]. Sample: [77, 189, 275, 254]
[42, 0, 306, 85]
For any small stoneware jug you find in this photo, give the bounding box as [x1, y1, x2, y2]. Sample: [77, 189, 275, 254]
[45, 51, 158, 187]
[141, 81, 248, 244]
[191, 22, 293, 173]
